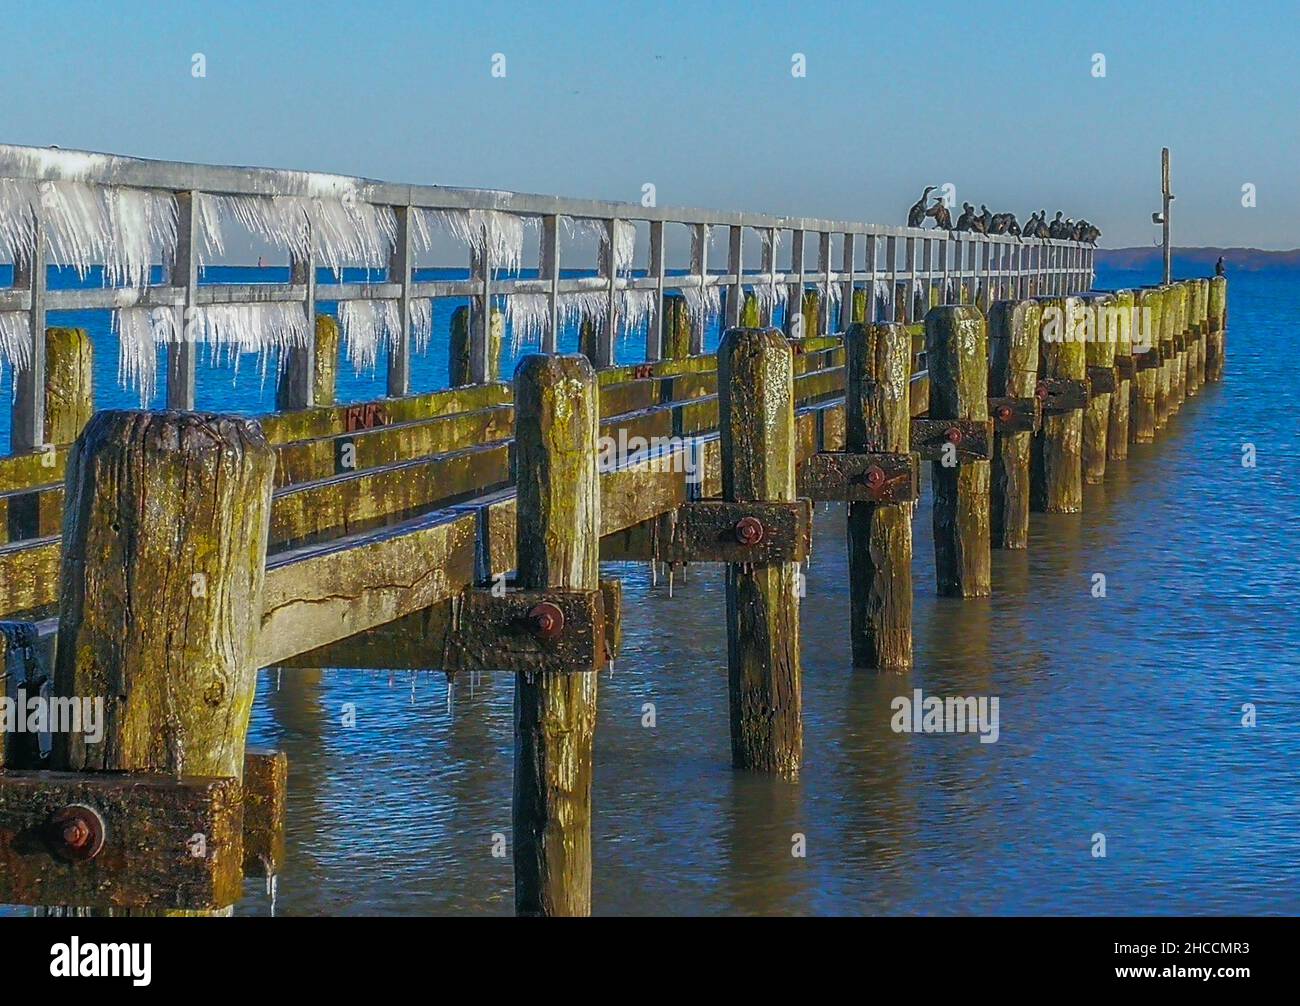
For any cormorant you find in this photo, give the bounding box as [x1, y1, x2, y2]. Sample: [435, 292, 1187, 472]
[1215, 256, 1225, 276]
[908, 186, 936, 228]
[1048, 211, 1066, 239]
[925, 196, 953, 230]
[954, 202, 977, 231]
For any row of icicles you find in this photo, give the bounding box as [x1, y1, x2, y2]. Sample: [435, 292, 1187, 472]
[0, 180, 733, 403]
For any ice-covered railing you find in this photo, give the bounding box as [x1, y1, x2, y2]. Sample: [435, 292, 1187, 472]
[0, 142, 1095, 451]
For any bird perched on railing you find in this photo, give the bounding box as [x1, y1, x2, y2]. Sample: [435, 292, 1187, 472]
[1215, 256, 1225, 276]
[954, 202, 978, 231]
[976, 205, 994, 234]
[925, 194, 953, 230]
[908, 186, 937, 227]
[1047, 211, 1068, 238]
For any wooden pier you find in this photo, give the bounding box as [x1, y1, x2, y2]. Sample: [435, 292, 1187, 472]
[0, 145, 1225, 915]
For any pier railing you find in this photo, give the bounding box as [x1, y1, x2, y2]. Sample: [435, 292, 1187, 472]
[1, 142, 1092, 453]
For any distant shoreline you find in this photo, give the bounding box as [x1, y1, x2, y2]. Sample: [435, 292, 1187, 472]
[1097, 246, 1300, 271]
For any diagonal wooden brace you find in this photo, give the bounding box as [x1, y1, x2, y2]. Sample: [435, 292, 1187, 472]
[0, 770, 244, 910]
[910, 418, 993, 462]
[441, 587, 614, 674]
[658, 499, 811, 563]
[800, 451, 918, 503]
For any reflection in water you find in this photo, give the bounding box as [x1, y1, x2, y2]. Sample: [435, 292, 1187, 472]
[237, 272, 1298, 915]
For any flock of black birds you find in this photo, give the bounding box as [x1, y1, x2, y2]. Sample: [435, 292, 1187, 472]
[906, 186, 1101, 244]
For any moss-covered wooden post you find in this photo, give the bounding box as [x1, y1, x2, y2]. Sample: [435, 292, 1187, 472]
[927, 306, 991, 596]
[1207, 276, 1227, 381]
[1188, 278, 1208, 394]
[662, 293, 692, 360]
[1031, 296, 1085, 512]
[740, 292, 761, 328]
[720, 328, 802, 775]
[800, 290, 820, 340]
[1108, 290, 1134, 460]
[37, 327, 94, 446]
[277, 315, 339, 411]
[52, 410, 275, 915]
[512, 354, 600, 916]
[852, 287, 869, 324]
[1131, 288, 1160, 443]
[1082, 293, 1116, 484]
[450, 305, 504, 386]
[1169, 282, 1188, 416]
[988, 299, 1041, 548]
[845, 322, 912, 669]
[1155, 286, 1174, 430]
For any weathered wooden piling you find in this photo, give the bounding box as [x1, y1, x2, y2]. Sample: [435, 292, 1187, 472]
[1169, 282, 1188, 415]
[801, 289, 821, 339]
[277, 315, 340, 411]
[512, 354, 600, 916]
[1154, 285, 1174, 429]
[33, 328, 94, 446]
[988, 299, 1041, 548]
[1031, 296, 1085, 512]
[845, 322, 912, 668]
[53, 410, 275, 914]
[1188, 278, 1208, 394]
[740, 292, 761, 328]
[852, 287, 869, 324]
[1082, 293, 1116, 484]
[1131, 287, 1160, 443]
[662, 294, 693, 360]
[926, 306, 991, 596]
[451, 305, 504, 385]
[1108, 290, 1134, 460]
[719, 328, 802, 775]
[1207, 276, 1227, 380]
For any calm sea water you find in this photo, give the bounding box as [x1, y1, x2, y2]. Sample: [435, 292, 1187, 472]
[9, 264, 1300, 915]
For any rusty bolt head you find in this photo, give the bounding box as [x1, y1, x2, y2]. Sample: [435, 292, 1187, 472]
[996, 405, 1014, 422]
[734, 516, 765, 546]
[48, 805, 106, 862]
[865, 466, 886, 489]
[526, 602, 565, 641]
[945, 426, 964, 445]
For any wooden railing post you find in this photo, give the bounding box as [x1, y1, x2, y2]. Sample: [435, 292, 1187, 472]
[512, 354, 600, 916]
[845, 322, 912, 668]
[988, 299, 1041, 549]
[1169, 282, 1189, 417]
[719, 328, 802, 776]
[11, 203, 46, 453]
[661, 294, 692, 360]
[926, 306, 991, 596]
[1032, 296, 1085, 512]
[52, 410, 275, 914]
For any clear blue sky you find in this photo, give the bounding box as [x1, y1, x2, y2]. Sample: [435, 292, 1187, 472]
[1, 0, 1293, 248]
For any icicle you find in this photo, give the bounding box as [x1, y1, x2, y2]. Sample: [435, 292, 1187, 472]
[196, 192, 394, 273]
[410, 297, 434, 353]
[417, 208, 526, 274]
[113, 306, 176, 404]
[682, 285, 720, 329]
[0, 178, 37, 266]
[338, 299, 400, 372]
[506, 293, 549, 352]
[104, 187, 178, 287]
[612, 219, 636, 274]
[0, 311, 31, 372]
